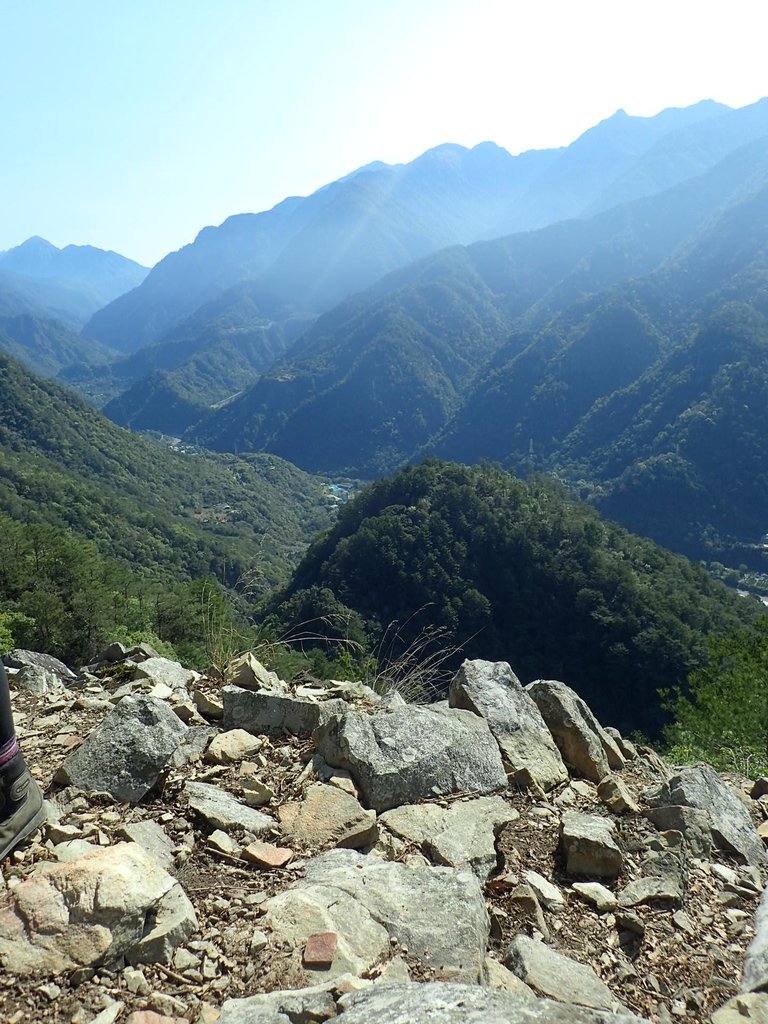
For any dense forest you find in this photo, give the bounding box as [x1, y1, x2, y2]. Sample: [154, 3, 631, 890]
[271, 459, 765, 738]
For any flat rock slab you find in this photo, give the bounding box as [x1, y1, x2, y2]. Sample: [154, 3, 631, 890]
[337, 982, 648, 1023]
[278, 783, 376, 850]
[264, 849, 489, 985]
[313, 705, 507, 812]
[561, 811, 623, 878]
[618, 876, 681, 907]
[133, 657, 199, 692]
[380, 795, 517, 881]
[184, 781, 273, 835]
[115, 820, 175, 874]
[647, 764, 766, 866]
[0, 843, 196, 974]
[449, 659, 568, 791]
[223, 685, 347, 739]
[218, 979, 342, 1024]
[56, 695, 187, 803]
[505, 935, 626, 1011]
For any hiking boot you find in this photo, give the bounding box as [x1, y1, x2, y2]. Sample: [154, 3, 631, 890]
[0, 765, 46, 860]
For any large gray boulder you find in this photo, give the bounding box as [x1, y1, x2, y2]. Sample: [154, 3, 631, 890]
[0, 843, 196, 974]
[527, 680, 624, 782]
[223, 684, 347, 739]
[264, 849, 489, 985]
[5, 649, 76, 682]
[337, 983, 649, 1023]
[505, 935, 628, 1011]
[313, 705, 507, 812]
[449, 659, 568, 791]
[646, 765, 766, 866]
[55, 695, 187, 802]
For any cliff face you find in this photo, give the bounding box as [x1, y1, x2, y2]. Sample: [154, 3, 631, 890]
[3, 645, 768, 1023]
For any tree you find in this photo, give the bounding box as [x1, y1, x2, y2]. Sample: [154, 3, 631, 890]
[664, 619, 768, 775]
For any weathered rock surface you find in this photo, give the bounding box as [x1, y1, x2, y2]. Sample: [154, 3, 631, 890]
[597, 775, 639, 814]
[0, 843, 195, 974]
[712, 992, 768, 1022]
[313, 705, 507, 811]
[742, 882, 768, 993]
[13, 664, 67, 695]
[206, 728, 263, 764]
[505, 935, 628, 1011]
[115, 820, 175, 874]
[448, 659, 568, 791]
[264, 849, 489, 984]
[572, 881, 618, 911]
[223, 684, 347, 739]
[560, 811, 623, 877]
[224, 653, 281, 691]
[55, 695, 187, 802]
[5, 648, 76, 681]
[380, 795, 516, 880]
[527, 680, 618, 782]
[218, 981, 338, 1023]
[133, 657, 199, 692]
[646, 765, 767, 866]
[337, 982, 648, 1023]
[278, 783, 376, 850]
[183, 781, 274, 835]
[643, 804, 712, 858]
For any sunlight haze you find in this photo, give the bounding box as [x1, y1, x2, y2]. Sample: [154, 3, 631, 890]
[2, 0, 767, 265]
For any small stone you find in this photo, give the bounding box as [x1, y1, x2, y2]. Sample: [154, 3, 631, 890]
[206, 729, 263, 764]
[618, 876, 681, 907]
[598, 775, 640, 814]
[242, 840, 294, 869]
[123, 967, 151, 995]
[208, 830, 241, 857]
[303, 931, 338, 967]
[250, 929, 269, 954]
[572, 882, 617, 912]
[172, 948, 200, 971]
[239, 777, 274, 807]
[38, 983, 61, 1001]
[672, 910, 696, 936]
[524, 869, 564, 911]
[615, 910, 645, 936]
[561, 811, 623, 877]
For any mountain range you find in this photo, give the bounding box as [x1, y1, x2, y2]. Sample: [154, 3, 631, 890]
[4, 97, 768, 575]
[0, 236, 147, 329]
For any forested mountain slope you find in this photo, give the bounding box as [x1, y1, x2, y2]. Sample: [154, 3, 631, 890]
[190, 135, 768, 489]
[0, 352, 333, 588]
[272, 460, 763, 738]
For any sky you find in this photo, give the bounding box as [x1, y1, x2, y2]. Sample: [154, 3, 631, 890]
[2, 0, 768, 267]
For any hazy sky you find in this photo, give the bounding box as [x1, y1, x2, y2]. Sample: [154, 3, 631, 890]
[2, 0, 768, 267]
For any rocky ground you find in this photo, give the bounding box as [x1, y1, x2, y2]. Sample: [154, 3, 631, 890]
[2, 647, 768, 1024]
